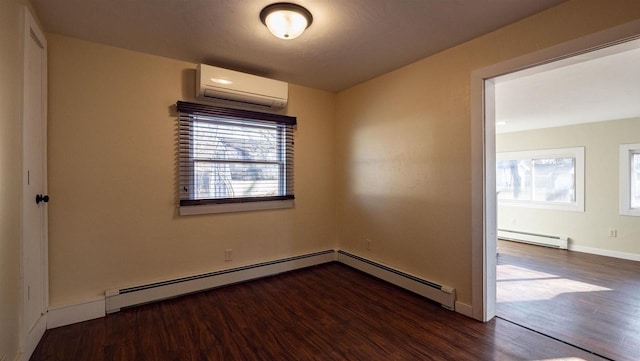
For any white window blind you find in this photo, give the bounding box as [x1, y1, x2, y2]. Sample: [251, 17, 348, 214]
[177, 101, 295, 207]
[632, 152, 640, 209]
[619, 143, 640, 216]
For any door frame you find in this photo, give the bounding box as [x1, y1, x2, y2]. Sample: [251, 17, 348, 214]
[21, 6, 48, 359]
[470, 19, 640, 322]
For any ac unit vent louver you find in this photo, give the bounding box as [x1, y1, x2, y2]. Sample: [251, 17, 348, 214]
[196, 64, 288, 109]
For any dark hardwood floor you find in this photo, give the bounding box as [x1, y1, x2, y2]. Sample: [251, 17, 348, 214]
[497, 239, 640, 361]
[32, 262, 609, 361]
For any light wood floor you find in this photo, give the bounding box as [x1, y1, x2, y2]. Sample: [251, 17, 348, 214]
[497, 239, 640, 361]
[31, 262, 609, 361]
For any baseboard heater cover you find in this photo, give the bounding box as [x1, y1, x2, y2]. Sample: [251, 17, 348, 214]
[337, 250, 456, 311]
[105, 250, 336, 313]
[498, 229, 568, 249]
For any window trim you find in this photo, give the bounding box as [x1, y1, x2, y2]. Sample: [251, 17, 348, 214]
[180, 199, 294, 216]
[176, 101, 296, 215]
[619, 143, 640, 217]
[496, 147, 585, 212]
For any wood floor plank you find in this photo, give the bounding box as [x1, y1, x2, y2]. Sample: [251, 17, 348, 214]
[32, 262, 610, 361]
[497, 239, 640, 361]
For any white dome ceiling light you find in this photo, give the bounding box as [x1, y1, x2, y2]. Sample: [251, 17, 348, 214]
[260, 3, 313, 40]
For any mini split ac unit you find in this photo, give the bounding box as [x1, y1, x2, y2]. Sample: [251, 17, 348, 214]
[196, 64, 288, 109]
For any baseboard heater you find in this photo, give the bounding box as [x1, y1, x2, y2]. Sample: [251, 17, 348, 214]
[105, 249, 456, 314]
[105, 250, 336, 313]
[498, 229, 568, 249]
[336, 250, 456, 311]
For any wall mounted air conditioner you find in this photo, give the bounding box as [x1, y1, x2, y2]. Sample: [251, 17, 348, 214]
[196, 64, 288, 109]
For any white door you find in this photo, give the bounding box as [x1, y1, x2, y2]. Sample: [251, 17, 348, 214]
[22, 8, 48, 360]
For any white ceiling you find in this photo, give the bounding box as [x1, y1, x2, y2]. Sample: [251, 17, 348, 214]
[495, 39, 640, 134]
[30, 0, 566, 92]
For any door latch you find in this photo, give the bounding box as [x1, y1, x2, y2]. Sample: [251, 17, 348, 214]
[35, 194, 49, 204]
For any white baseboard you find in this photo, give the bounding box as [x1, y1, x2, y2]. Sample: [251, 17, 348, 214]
[23, 313, 46, 361]
[106, 250, 336, 313]
[47, 297, 106, 329]
[454, 302, 473, 318]
[569, 244, 640, 262]
[337, 250, 456, 311]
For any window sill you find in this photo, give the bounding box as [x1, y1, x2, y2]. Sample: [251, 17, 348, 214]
[179, 199, 294, 216]
[498, 200, 584, 212]
[620, 208, 640, 217]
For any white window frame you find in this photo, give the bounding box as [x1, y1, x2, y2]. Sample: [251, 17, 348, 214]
[497, 147, 585, 212]
[619, 143, 640, 217]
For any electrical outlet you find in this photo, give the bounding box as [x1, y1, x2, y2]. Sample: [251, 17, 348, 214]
[366, 239, 372, 250]
[608, 229, 617, 238]
[225, 249, 233, 261]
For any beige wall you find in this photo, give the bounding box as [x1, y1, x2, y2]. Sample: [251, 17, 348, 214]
[497, 117, 640, 255]
[47, 34, 336, 306]
[45, 0, 640, 315]
[0, 0, 46, 358]
[0, 0, 27, 359]
[335, 0, 640, 305]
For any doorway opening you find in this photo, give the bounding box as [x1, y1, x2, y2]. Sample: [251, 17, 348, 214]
[492, 40, 640, 361]
[472, 19, 640, 361]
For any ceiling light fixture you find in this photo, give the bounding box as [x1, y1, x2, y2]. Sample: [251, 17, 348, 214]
[260, 3, 313, 40]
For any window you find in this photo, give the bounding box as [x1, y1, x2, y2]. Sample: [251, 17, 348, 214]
[496, 147, 585, 212]
[177, 101, 295, 215]
[619, 143, 640, 216]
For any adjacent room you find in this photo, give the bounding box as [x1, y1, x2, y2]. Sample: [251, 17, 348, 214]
[1, 0, 639, 360]
[492, 39, 640, 360]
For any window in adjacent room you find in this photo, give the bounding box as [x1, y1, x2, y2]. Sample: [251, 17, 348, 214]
[619, 143, 640, 216]
[177, 101, 296, 215]
[496, 147, 585, 212]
